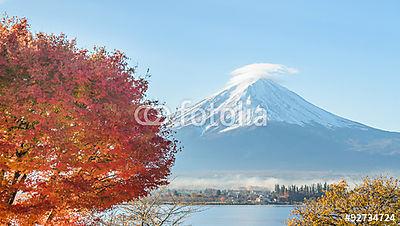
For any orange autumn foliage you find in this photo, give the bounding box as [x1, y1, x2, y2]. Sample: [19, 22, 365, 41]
[0, 17, 177, 224]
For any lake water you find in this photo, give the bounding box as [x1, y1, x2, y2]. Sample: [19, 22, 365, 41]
[184, 205, 294, 226]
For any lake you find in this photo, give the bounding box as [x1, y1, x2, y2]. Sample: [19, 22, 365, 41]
[184, 205, 294, 226]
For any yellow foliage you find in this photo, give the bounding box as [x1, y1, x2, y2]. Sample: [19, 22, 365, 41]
[288, 177, 400, 226]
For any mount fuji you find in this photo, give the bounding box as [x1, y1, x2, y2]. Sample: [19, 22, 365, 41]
[172, 71, 400, 174]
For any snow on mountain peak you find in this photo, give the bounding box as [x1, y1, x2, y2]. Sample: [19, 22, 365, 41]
[173, 65, 363, 134]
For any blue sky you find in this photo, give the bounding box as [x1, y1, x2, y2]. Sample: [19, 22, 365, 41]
[1, 0, 399, 131]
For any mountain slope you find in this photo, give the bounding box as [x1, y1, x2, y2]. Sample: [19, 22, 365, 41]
[174, 79, 365, 133]
[172, 78, 400, 172]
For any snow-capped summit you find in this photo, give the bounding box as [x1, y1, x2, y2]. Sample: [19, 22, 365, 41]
[174, 78, 363, 135]
[172, 64, 400, 173]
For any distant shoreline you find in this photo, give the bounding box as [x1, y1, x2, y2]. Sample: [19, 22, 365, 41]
[162, 202, 300, 206]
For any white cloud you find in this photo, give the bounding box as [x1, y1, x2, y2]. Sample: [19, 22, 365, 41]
[168, 169, 400, 190]
[169, 174, 342, 190]
[228, 63, 298, 87]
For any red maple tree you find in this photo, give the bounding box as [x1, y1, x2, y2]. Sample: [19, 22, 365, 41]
[0, 17, 177, 224]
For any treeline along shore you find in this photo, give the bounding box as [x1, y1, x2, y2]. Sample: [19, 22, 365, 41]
[160, 183, 329, 205]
